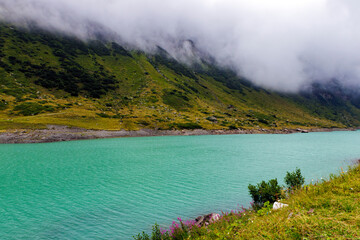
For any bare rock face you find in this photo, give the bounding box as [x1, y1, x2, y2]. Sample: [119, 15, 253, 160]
[195, 213, 220, 227]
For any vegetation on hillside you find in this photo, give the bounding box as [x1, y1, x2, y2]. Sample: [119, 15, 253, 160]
[0, 23, 360, 131]
[248, 178, 283, 210]
[135, 163, 360, 239]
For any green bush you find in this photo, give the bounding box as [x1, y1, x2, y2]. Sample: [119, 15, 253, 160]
[228, 124, 237, 130]
[0, 100, 8, 110]
[284, 168, 305, 189]
[162, 89, 192, 111]
[13, 102, 56, 116]
[96, 112, 112, 118]
[248, 178, 282, 209]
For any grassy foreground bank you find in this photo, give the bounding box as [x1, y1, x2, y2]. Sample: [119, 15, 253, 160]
[137, 162, 360, 239]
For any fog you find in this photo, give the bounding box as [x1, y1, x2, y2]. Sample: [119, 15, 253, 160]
[1, 0, 360, 92]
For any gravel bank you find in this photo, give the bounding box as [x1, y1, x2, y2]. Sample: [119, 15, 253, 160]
[0, 125, 356, 144]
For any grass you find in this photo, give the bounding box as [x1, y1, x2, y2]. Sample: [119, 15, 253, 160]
[0, 23, 359, 131]
[139, 163, 360, 239]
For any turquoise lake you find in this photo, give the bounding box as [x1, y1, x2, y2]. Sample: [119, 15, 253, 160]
[0, 131, 359, 239]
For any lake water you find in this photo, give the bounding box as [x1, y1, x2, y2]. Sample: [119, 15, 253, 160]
[0, 131, 359, 239]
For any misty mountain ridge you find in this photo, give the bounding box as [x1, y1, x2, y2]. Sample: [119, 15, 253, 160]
[2, 0, 360, 93]
[3, 18, 360, 95]
[0, 22, 359, 131]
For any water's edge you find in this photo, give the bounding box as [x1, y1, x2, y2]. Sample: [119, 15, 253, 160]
[0, 126, 357, 144]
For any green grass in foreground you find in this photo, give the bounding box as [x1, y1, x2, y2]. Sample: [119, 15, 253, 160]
[137, 163, 360, 239]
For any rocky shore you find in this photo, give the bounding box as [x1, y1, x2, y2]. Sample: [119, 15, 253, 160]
[0, 125, 357, 144]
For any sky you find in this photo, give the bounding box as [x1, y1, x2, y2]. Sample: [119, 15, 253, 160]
[1, 0, 360, 92]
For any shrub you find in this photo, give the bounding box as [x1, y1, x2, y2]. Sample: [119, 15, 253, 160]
[13, 102, 56, 116]
[134, 231, 150, 240]
[96, 112, 112, 118]
[162, 89, 192, 111]
[228, 124, 238, 130]
[0, 100, 8, 110]
[248, 178, 282, 209]
[284, 168, 305, 189]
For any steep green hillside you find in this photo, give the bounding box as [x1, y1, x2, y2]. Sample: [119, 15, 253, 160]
[0, 23, 359, 131]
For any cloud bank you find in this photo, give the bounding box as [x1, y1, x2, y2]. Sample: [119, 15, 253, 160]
[1, 0, 360, 91]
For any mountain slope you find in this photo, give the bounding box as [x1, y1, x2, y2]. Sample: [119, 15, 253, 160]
[0, 23, 359, 131]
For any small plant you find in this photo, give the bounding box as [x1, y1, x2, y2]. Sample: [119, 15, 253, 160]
[133, 223, 170, 240]
[134, 217, 200, 240]
[165, 218, 195, 239]
[284, 168, 305, 189]
[248, 178, 282, 209]
[257, 201, 272, 216]
[150, 223, 163, 240]
[134, 231, 150, 240]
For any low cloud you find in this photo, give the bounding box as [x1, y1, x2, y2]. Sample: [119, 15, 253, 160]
[1, 0, 360, 92]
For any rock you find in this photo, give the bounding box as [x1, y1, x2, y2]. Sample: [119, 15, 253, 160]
[195, 215, 204, 226]
[209, 213, 220, 223]
[195, 213, 220, 227]
[307, 208, 314, 214]
[296, 128, 309, 133]
[273, 201, 289, 210]
[207, 116, 217, 122]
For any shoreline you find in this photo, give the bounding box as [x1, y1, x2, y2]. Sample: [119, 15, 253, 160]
[0, 125, 358, 144]
[138, 161, 360, 239]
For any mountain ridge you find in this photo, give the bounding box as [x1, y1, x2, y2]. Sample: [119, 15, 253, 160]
[0, 23, 359, 131]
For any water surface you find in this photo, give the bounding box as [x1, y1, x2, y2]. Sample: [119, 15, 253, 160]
[0, 131, 359, 239]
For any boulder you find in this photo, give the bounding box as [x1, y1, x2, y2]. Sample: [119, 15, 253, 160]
[195, 215, 204, 226]
[296, 128, 309, 133]
[207, 116, 218, 123]
[195, 213, 220, 227]
[273, 201, 289, 210]
[209, 213, 220, 223]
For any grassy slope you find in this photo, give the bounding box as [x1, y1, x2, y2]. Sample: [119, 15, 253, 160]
[0, 23, 359, 131]
[159, 164, 360, 239]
